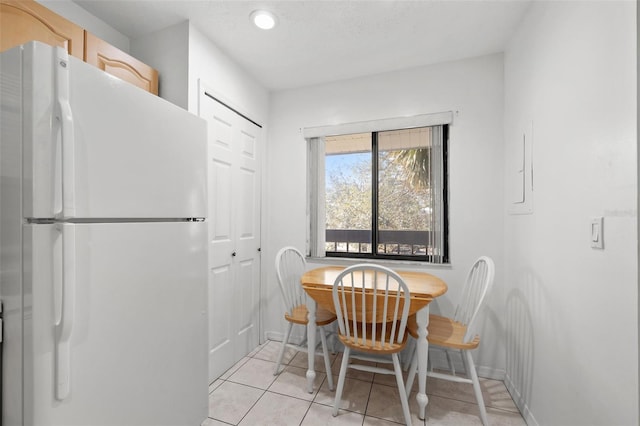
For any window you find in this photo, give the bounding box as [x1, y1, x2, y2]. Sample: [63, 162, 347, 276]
[305, 113, 451, 264]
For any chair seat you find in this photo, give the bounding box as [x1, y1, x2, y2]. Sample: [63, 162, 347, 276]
[331, 264, 412, 426]
[285, 304, 337, 326]
[407, 314, 480, 350]
[338, 322, 408, 355]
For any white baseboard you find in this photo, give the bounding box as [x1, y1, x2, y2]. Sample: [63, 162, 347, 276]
[264, 329, 339, 349]
[264, 330, 285, 342]
[264, 329, 307, 344]
[504, 373, 538, 426]
[476, 365, 505, 381]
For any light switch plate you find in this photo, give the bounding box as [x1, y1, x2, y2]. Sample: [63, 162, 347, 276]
[591, 217, 604, 249]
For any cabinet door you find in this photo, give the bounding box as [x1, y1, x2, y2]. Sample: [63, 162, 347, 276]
[84, 31, 159, 95]
[0, 0, 84, 58]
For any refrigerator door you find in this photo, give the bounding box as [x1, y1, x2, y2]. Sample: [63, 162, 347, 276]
[21, 42, 207, 220]
[24, 221, 208, 425]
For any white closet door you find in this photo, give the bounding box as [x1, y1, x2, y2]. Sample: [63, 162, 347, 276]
[200, 90, 262, 382]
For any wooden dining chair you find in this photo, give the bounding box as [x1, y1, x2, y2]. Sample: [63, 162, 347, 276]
[405, 256, 495, 426]
[273, 246, 335, 390]
[331, 264, 412, 426]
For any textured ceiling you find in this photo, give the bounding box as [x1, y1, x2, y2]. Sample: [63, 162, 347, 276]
[73, 0, 532, 91]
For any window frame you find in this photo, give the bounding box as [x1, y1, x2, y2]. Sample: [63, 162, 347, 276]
[305, 112, 453, 264]
[323, 126, 449, 262]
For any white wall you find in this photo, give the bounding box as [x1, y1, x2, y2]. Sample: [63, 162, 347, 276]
[187, 23, 268, 123]
[131, 22, 190, 109]
[266, 54, 506, 377]
[37, 0, 129, 52]
[129, 22, 269, 120]
[503, 2, 637, 425]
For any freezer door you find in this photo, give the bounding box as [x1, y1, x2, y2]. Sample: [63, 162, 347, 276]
[24, 221, 208, 425]
[21, 42, 206, 220]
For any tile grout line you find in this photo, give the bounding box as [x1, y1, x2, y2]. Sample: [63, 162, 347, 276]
[298, 373, 327, 426]
[235, 386, 268, 426]
[209, 341, 525, 425]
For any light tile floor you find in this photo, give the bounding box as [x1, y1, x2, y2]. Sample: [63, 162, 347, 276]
[204, 340, 527, 426]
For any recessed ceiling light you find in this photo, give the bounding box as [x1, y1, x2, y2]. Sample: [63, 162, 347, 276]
[250, 10, 277, 30]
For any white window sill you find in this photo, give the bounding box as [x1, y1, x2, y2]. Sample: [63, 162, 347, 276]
[305, 256, 453, 269]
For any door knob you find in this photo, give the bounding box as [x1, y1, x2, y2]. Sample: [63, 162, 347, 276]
[231, 251, 237, 257]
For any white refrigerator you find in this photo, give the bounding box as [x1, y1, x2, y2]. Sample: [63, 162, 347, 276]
[0, 42, 208, 425]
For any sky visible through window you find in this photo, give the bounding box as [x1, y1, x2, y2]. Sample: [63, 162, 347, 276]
[325, 152, 368, 189]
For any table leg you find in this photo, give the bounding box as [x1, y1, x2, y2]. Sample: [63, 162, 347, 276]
[415, 306, 430, 420]
[306, 296, 317, 393]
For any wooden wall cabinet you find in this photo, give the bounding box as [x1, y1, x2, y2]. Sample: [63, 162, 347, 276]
[84, 32, 158, 95]
[1, 0, 159, 95]
[0, 0, 84, 58]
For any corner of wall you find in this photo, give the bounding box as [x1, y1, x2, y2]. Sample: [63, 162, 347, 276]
[503, 373, 539, 426]
[130, 21, 190, 109]
[185, 23, 269, 120]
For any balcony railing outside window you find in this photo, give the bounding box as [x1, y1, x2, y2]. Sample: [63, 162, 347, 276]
[326, 229, 444, 258]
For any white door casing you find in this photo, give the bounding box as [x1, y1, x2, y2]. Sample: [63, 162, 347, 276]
[200, 86, 262, 382]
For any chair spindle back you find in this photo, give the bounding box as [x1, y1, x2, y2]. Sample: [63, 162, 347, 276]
[275, 246, 307, 315]
[453, 256, 495, 342]
[332, 264, 410, 350]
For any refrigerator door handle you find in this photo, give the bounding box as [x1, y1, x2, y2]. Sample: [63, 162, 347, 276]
[54, 47, 76, 219]
[54, 223, 76, 400]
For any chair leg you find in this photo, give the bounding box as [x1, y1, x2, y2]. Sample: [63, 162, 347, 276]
[403, 338, 415, 371]
[405, 344, 417, 395]
[332, 347, 351, 417]
[445, 349, 455, 375]
[319, 326, 334, 390]
[463, 350, 489, 426]
[392, 353, 412, 426]
[273, 322, 293, 375]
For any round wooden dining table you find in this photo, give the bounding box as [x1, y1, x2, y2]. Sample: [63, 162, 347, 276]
[301, 265, 447, 420]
